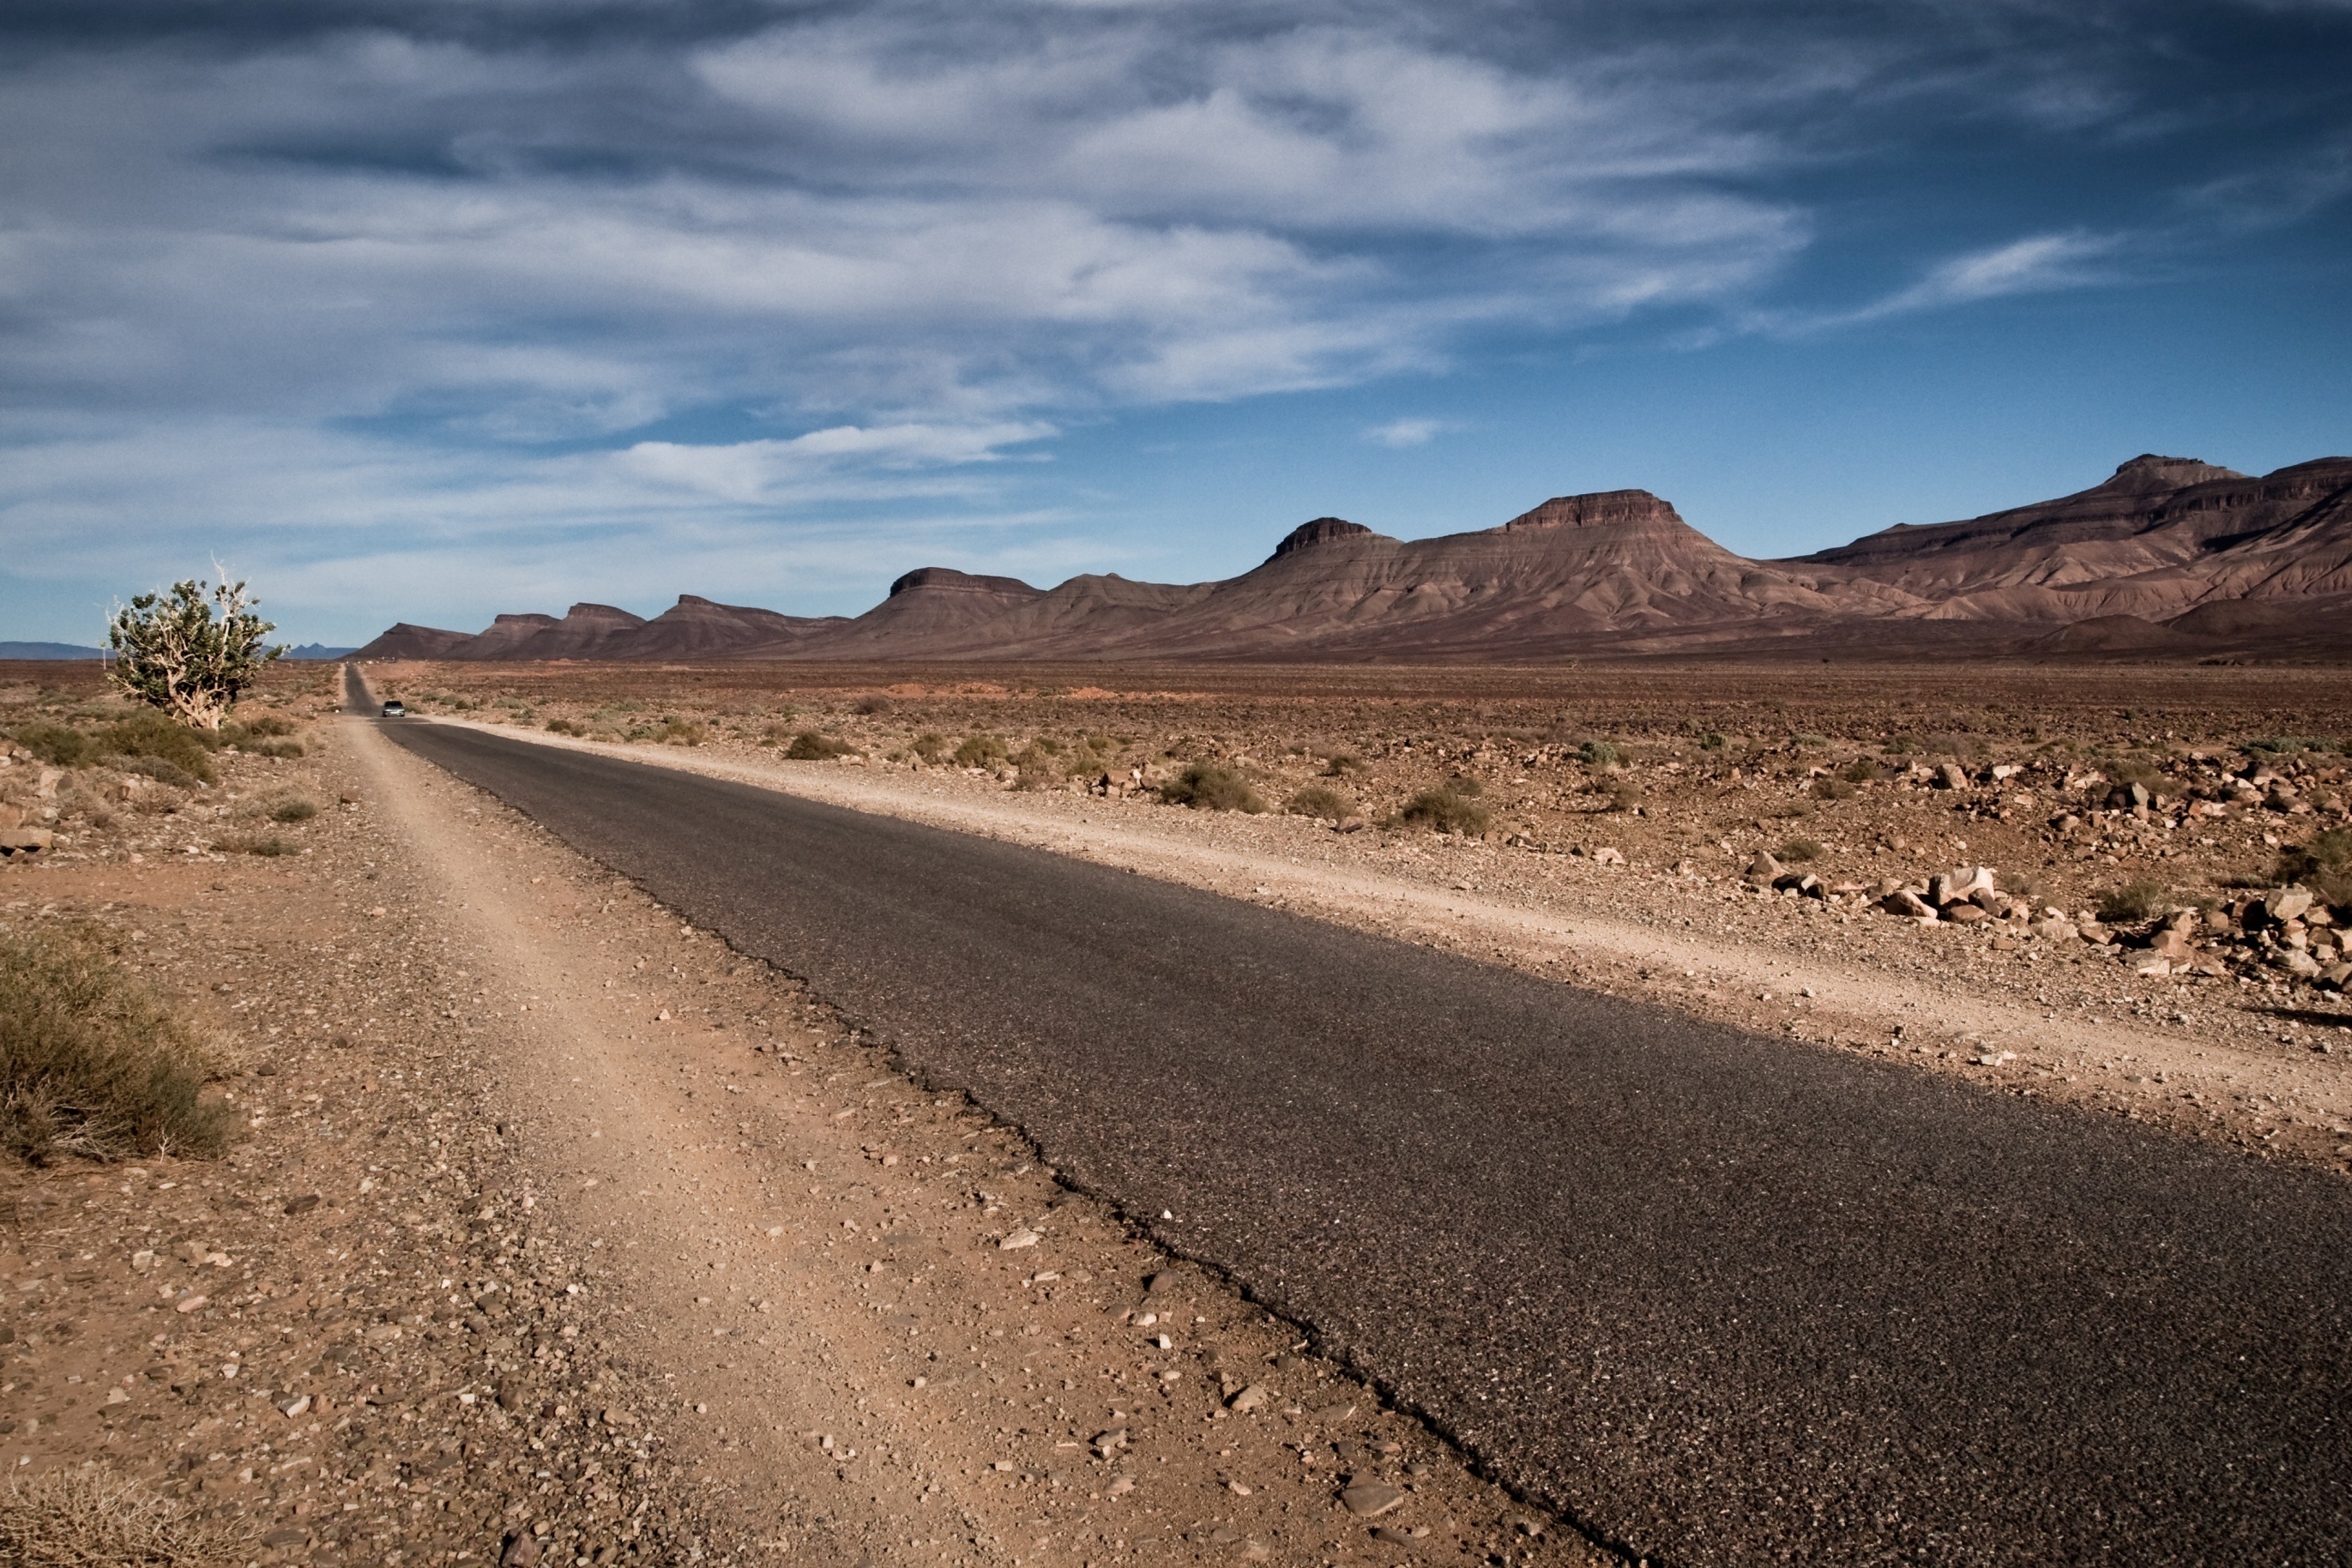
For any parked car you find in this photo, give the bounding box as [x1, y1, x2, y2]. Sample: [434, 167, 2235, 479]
[381, 700, 407, 717]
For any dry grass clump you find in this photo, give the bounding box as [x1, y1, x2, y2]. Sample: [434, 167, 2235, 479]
[2097, 878, 2172, 924]
[1778, 836, 1824, 863]
[1398, 779, 1489, 836]
[1285, 783, 1357, 822]
[0, 924, 233, 1165]
[2275, 826, 2352, 905]
[0, 1466, 238, 1567]
[267, 797, 317, 823]
[784, 731, 855, 761]
[1160, 762, 1266, 813]
[952, 734, 1010, 769]
[912, 732, 950, 763]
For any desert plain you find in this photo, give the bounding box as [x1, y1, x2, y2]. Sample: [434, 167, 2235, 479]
[4, 653, 2352, 1568]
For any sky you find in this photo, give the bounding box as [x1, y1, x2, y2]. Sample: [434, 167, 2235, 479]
[3, 0, 2349, 647]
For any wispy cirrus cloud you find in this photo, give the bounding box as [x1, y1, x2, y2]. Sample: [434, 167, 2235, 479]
[0, 1, 2346, 639]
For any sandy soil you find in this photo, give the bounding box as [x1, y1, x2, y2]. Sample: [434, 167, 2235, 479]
[396, 691, 2352, 1179]
[2, 690, 1617, 1566]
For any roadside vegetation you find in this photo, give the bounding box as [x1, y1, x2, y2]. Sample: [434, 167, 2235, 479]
[0, 921, 234, 1164]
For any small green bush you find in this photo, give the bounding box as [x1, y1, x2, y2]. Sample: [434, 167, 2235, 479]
[853, 694, 895, 715]
[99, 710, 217, 785]
[8, 721, 97, 768]
[1160, 762, 1266, 813]
[1779, 837, 1824, 863]
[785, 732, 854, 761]
[913, 733, 950, 763]
[268, 798, 317, 823]
[1286, 784, 1357, 821]
[654, 717, 705, 746]
[546, 717, 581, 736]
[1577, 740, 1619, 768]
[1604, 778, 1643, 812]
[1400, 781, 1490, 835]
[1841, 757, 1882, 784]
[952, 735, 1010, 769]
[2097, 878, 2171, 924]
[1812, 776, 1854, 800]
[0, 923, 233, 1163]
[241, 714, 296, 738]
[1323, 753, 1368, 777]
[1698, 732, 1727, 751]
[252, 739, 304, 759]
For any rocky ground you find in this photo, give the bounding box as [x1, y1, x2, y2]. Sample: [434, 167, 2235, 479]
[350, 660, 2352, 1175]
[0, 664, 1618, 1568]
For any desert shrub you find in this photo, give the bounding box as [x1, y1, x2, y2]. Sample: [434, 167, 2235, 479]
[8, 721, 97, 768]
[1698, 732, 1727, 751]
[1577, 740, 1619, 768]
[0, 923, 233, 1164]
[785, 731, 853, 761]
[120, 754, 200, 791]
[2274, 827, 2352, 905]
[2001, 870, 2053, 907]
[1286, 784, 1357, 821]
[2246, 736, 2330, 756]
[654, 717, 705, 746]
[1011, 743, 1064, 777]
[2096, 878, 2171, 924]
[99, 710, 217, 785]
[1160, 762, 1266, 813]
[1323, 753, 1367, 777]
[1399, 781, 1490, 835]
[1792, 733, 1830, 750]
[1841, 757, 1882, 784]
[1812, 776, 1854, 800]
[223, 833, 294, 857]
[1604, 778, 1643, 812]
[251, 739, 303, 759]
[240, 713, 295, 738]
[1779, 837, 1824, 863]
[912, 733, 950, 763]
[268, 798, 317, 823]
[952, 734, 1010, 769]
[853, 694, 895, 715]
[106, 576, 281, 731]
[546, 717, 581, 736]
[0, 1466, 237, 1566]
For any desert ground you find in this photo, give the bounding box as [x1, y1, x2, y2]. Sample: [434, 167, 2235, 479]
[6, 654, 2351, 1564]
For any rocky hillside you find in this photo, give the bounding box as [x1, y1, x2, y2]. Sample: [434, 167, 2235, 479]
[351, 455, 2352, 662]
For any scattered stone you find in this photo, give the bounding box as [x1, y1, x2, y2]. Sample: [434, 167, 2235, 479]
[1228, 1384, 1272, 1414]
[1745, 851, 1782, 886]
[1342, 1482, 1404, 1517]
[1934, 763, 1969, 791]
[283, 1193, 323, 1216]
[998, 1228, 1040, 1250]
[1591, 847, 1625, 865]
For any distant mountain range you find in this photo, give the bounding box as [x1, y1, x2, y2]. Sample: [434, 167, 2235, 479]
[0, 641, 103, 660]
[352, 454, 2352, 662]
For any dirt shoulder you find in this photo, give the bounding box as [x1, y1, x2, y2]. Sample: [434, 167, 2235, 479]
[416, 710, 2352, 1177]
[4, 705, 1616, 1566]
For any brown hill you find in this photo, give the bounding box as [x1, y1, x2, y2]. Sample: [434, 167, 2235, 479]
[613, 596, 848, 660]
[351, 622, 473, 660]
[1788, 455, 2352, 624]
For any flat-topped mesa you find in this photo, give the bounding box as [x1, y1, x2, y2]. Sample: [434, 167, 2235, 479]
[1268, 517, 1376, 562]
[888, 566, 1045, 599]
[1499, 490, 1686, 534]
[2095, 455, 2248, 494]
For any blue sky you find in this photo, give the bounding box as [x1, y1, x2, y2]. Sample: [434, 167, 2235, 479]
[3, 0, 2349, 646]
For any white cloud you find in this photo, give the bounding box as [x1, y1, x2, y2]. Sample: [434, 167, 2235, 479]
[1363, 417, 1450, 449]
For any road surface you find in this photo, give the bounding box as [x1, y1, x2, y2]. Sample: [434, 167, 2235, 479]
[359, 683, 2352, 1565]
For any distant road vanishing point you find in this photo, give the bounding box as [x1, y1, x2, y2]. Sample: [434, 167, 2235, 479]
[360, 675, 2352, 1565]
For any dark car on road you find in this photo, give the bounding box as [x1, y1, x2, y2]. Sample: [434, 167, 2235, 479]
[381, 700, 407, 717]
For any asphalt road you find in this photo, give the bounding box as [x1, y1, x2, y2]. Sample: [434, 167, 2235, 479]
[361, 691, 2352, 1565]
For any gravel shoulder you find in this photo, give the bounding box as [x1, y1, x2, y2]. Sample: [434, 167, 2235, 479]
[419, 713, 2352, 1176]
[3, 703, 1617, 1567]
